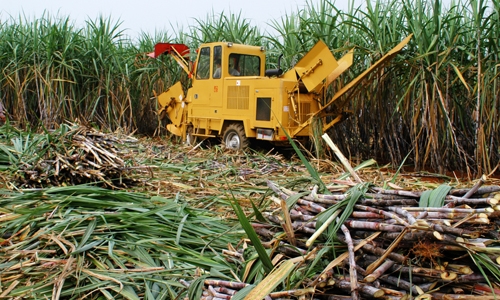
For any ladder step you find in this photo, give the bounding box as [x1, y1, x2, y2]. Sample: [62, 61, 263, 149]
[191, 133, 216, 138]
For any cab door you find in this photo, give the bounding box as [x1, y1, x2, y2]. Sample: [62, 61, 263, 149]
[189, 45, 223, 132]
[210, 45, 223, 110]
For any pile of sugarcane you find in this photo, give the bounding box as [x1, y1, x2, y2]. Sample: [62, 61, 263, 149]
[185, 178, 500, 300]
[10, 123, 146, 188]
[268, 179, 500, 298]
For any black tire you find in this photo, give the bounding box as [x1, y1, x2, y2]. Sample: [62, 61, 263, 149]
[222, 123, 249, 150]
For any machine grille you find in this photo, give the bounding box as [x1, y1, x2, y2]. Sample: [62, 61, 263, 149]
[299, 103, 311, 122]
[227, 86, 249, 109]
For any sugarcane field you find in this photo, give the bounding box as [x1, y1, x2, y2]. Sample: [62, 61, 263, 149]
[1, 0, 500, 299]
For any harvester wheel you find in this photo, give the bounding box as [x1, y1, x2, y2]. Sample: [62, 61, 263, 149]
[223, 123, 249, 150]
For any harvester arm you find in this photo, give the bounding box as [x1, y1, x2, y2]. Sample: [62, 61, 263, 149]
[157, 81, 186, 137]
[292, 34, 412, 136]
[149, 43, 191, 138]
[148, 43, 191, 77]
[324, 35, 412, 112]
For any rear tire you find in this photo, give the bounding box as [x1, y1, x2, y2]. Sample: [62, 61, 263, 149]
[222, 123, 249, 150]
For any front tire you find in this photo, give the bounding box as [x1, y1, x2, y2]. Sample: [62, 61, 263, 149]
[222, 123, 249, 150]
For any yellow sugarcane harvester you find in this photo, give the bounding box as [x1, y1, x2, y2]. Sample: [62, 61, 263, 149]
[149, 35, 411, 149]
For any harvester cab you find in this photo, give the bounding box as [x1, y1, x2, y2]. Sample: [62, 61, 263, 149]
[150, 36, 411, 150]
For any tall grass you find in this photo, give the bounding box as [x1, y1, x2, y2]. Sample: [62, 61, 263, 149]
[271, 0, 500, 175]
[1, 1, 499, 174]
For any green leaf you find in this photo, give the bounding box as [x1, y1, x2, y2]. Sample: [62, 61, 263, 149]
[175, 214, 189, 245]
[317, 183, 369, 241]
[428, 184, 452, 207]
[332, 183, 369, 236]
[286, 136, 328, 193]
[250, 199, 267, 223]
[273, 115, 328, 193]
[230, 198, 274, 274]
[72, 239, 105, 254]
[468, 252, 500, 297]
[338, 159, 377, 180]
[77, 218, 97, 248]
[285, 191, 309, 210]
[231, 284, 256, 300]
[419, 190, 431, 207]
[188, 275, 208, 300]
[419, 184, 451, 207]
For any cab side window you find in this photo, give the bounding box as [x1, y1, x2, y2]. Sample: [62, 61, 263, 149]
[213, 46, 222, 79]
[228, 54, 240, 76]
[229, 54, 260, 76]
[196, 47, 210, 79]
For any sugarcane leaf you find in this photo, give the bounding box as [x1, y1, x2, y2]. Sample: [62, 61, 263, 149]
[76, 218, 97, 249]
[420, 184, 451, 207]
[231, 284, 256, 300]
[175, 214, 189, 245]
[144, 284, 155, 300]
[338, 159, 377, 180]
[419, 190, 431, 207]
[97, 288, 114, 300]
[107, 239, 115, 258]
[110, 285, 141, 300]
[250, 199, 266, 223]
[244, 257, 265, 282]
[428, 184, 452, 207]
[390, 151, 413, 184]
[308, 246, 334, 272]
[450, 62, 470, 93]
[230, 198, 274, 273]
[72, 239, 105, 254]
[209, 268, 234, 281]
[187, 275, 208, 300]
[326, 184, 365, 232]
[316, 202, 342, 229]
[332, 183, 368, 235]
[0, 144, 17, 163]
[289, 138, 327, 193]
[243, 260, 295, 300]
[314, 183, 369, 245]
[275, 118, 328, 194]
[285, 191, 309, 210]
[468, 252, 500, 297]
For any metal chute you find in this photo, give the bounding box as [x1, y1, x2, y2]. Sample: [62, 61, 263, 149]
[284, 40, 339, 92]
[292, 34, 413, 136]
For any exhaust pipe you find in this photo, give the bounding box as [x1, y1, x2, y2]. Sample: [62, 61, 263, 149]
[265, 54, 284, 77]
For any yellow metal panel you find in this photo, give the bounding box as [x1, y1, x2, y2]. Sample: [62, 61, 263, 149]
[157, 81, 184, 109]
[292, 40, 338, 92]
[157, 81, 186, 130]
[325, 49, 354, 86]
